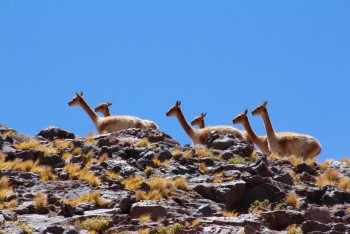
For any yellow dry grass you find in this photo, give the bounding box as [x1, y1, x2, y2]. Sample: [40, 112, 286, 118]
[185, 218, 201, 228]
[289, 155, 303, 167]
[63, 164, 100, 187]
[122, 176, 145, 190]
[83, 132, 96, 144]
[98, 154, 109, 164]
[319, 159, 334, 171]
[135, 190, 163, 201]
[144, 166, 154, 175]
[173, 177, 188, 191]
[338, 176, 350, 191]
[138, 213, 152, 223]
[33, 191, 47, 209]
[195, 148, 214, 158]
[138, 228, 150, 234]
[316, 169, 340, 187]
[269, 153, 281, 161]
[134, 138, 149, 147]
[340, 157, 350, 166]
[171, 148, 183, 156]
[198, 162, 208, 173]
[152, 158, 170, 168]
[285, 191, 300, 208]
[74, 216, 110, 232]
[222, 210, 239, 217]
[62, 190, 110, 207]
[72, 147, 82, 155]
[105, 171, 121, 180]
[14, 138, 58, 155]
[62, 152, 73, 160]
[54, 139, 74, 149]
[287, 224, 302, 234]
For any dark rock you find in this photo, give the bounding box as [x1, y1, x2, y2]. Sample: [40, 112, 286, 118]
[343, 214, 350, 224]
[60, 203, 74, 217]
[37, 126, 75, 140]
[158, 150, 172, 161]
[194, 180, 246, 210]
[0, 135, 4, 149]
[2, 211, 18, 221]
[113, 192, 134, 214]
[97, 138, 112, 147]
[59, 171, 69, 180]
[74, 207, 84, 215]
[130, 200, 167, 220]
[75, 202, 95, 211]
[273, 173, 294, 185]
[210, 135, 237, 150]
[297, 163, 317, 175]
[306, 205, 332, 224]
[113, 214, 130, 225]
[38, 154, 65, 167]
[220, 151, 234, 160]
[252, 161, 270, 177]
[44, 225, 65, 234]
[300, 220, 332, 233]
[262, 210, 305, 230]
[333, 209, 346, 217]
[333, 223, 347, 233]
[307, 187, 326, 201]
[321, 188, 350, 205]
[138, 182, 151, 193]
[300, 171, 317, 183]
[194, 204, 214, 217]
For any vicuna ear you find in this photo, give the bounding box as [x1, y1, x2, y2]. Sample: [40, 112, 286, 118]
[80, 91, 84, 96]
[244, 109, 248, 115]
[202, 113, 206, 118]
[176, 100, 181, 106]
[263, 101, 268, 106]
[107, 102, 113, 106]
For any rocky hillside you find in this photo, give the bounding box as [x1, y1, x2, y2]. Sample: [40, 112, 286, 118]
[0, 125, 350, 234]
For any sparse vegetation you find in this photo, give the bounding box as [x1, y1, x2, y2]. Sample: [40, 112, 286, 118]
[198, 162, 208, 173]
[122, 176, 145, 190]
[285, 191, 300, 208]
[134, 138, 149, 147]
[145, 166, 154, 175]
[138, 213, 152, 223]
[33, 191, 47, 209]
[316, 169, 340, 187]
[62, 190, 110, 207]
[105, 170, 121, 180]
[14, 138, 58, 155]
[157, 223, 184, 234]
[74, 216, 111, 232]
[227, 156, 245, 164]
[319, 159, 334, 171]
[152, 158, 170, 168]
[63, 164, 100, 186]
[222, 210, 239, 217]
[249, 199, 271, 214]
[287, 224, 302, 234]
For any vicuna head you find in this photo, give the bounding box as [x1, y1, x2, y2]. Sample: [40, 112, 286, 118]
[68, 92, 84, 106]
[166, 100, 181, 117]
[233, 109, 248, 125]
[251, 101, 268, 116]
[191, 113, 206, 127]
[95, 102, 113, 114]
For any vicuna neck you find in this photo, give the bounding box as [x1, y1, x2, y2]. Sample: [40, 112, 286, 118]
[242, 116, 264, 144]
[261, 109, 278, 140]
[175, 109, 198, 140]
[199, 121, 205, 129]
[104, 110, 111, 117]
[79, 98, 100, 124]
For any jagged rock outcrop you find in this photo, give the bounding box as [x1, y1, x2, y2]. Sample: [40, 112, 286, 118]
[0, 125, 349, 233]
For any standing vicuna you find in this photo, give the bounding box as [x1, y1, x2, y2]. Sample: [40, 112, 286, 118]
[251, 101, 321, 160]
[191, 113, 206, 129]
[166, 101, 253, 145]
[233, 109, 271, 155]
[94, 102, 158, 130]
[68, 92, 153, 134]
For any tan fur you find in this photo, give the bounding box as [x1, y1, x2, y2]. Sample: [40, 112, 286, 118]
[251, 101, 322, 160]
[94, 101, 159, 130]
[191, 113, 206, 129]
[166, 100, 253, 146]
[68, 92, 151, 134]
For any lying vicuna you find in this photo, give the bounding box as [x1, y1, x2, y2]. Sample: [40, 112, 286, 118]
[191, 113, 206, 129]
[166, 101, 252, 145]
[94, 102, 158, 129]
[233, 109, 271, 155]
[251, 101, 321, 160]
[68, 92, 152, 134]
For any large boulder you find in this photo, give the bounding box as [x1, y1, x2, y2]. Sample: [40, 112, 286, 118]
[306, 205, 332, 224]
[37, 126, 75, 140]
[262, 210, 305, 230]
[194, 180, 246, 210]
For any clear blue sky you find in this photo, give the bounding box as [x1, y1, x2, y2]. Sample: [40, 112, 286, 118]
[1, 2, 349, 162]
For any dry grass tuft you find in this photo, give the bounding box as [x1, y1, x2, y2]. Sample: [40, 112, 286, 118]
[54, 139, 74, 149]
[195, 148, 214, 158]
[319, 159, 334, 171]
[198, 162, 208, 173]
[287, 224, 302, 234]
[152, 158, 170, 168]
[33, 191, 47, 209]
[62, 152, 73, 160]
[173, 177, 188, 190]
[285, 191, 300, 208]
[135, 190, 163, 201]
[72, 147, 82, 155]
[98, 154, 109, 164]
[144, 166, 154, 175]
[134, 138, 149, 147]
[269, 153, 281, 161]
[338, 176, 350, 191]
[14, 138, 58, 155]
[74, 216, 110, 232]
[222, 210, 239, 217]
[340, 158, 350, 166]
[316, 169, 340, 187]
[138, 228, 150, 234]
[105, 171, 121, 180]
[122, 176, 145, 190]
[63, 190, 110, 207]
[227, 157, 245, 164]
[83, 132, 96, 144]
[138, 213, 152, 223]
[63, 164, 100, 186]
[185, 218, 201, 228]
[171, 148, 183, 156]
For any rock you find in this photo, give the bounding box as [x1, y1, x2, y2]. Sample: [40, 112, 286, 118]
[44, 225, 65, 234]
[194, 204, 214, 217]
[307, 187, 326, 201]
[262, 210, 305, 230]
[2, 211, 18, 221]
[300, 220, 332, 233]
[194, 180, 246, 210]
[37, 126, 75, 140]
[306, 205, 332, 224]
[252, 161, 270, 177]
[158, 150, 172, 161]
[297, 163, 317, 175]
[130, 200, 167, 220]
[75, 202, 95, 211]
[210, 135, 237, 150]
[60, 203, 74, 217]
[273, 173, 294, 185]
[300, 172, 317, 183]
[321, 188, 350, 205]
[38, 154, 65, 167]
